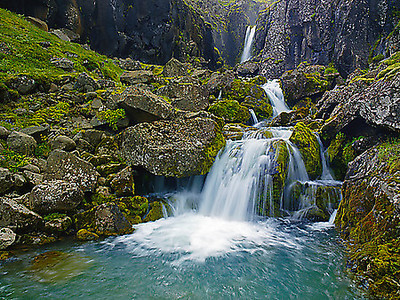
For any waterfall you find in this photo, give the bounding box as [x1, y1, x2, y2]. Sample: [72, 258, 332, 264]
[249, 109, 259, 125]
[262, 80, 291, 116]
[240, 26, 256, 63]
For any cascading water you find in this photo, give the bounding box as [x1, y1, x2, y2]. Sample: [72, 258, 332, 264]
[262, 79, 291, 116]
[0, 79, 362, 300]
[240, 26, 256, 63]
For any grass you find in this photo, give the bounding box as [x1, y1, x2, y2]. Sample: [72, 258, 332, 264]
[0, 8, 123, 85]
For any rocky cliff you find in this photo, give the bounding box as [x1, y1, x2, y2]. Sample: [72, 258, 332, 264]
[255, 0, 400, 78]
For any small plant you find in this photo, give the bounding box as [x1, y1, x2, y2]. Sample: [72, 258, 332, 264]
[97, 108, 126, 130]
[0, 148, 30, 172]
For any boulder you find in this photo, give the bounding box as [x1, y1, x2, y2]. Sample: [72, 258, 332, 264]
[25, 16, 48, 31]
[206, 70, 235, 94]
[0, 228, 16, 250]
[7, 131, 37, 155]
[289, 122, 322, 180]
[21, 125, 49, 142]
[336, 141, 400, 298]
[44, 216, 73, 234]
[74, 202, 133, 236]
[10, 76, 36, 94]
[116, 58, 142, 71]
[144, 201, 164, 222]
[45, 150, 99, 192]
[208, 100, 250, 123]
[120, 70, 155, 85]
[74, 73, 100, 93]
[29, 180, 84, 214]
[162, 58, 188, 77]
[156, 81, 209, 112]
[50, 135, 76, 151]
[120, 117, 226, 177]
[116, 86, 175, 123]
[235, 61, 260, 76]
[0, 197, 43, 232]
[50, 57, 74, 71]
[110, 166, 134, 197]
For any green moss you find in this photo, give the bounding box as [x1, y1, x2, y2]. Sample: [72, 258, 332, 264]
[208, 99, 250, 123]
[0, 147, 30, 172]
[44, 213, 67, 222]
[327, 133, 358, 180]
[143, 201, 164, 222]
[97, 108, 126, 131]
[304, 72, 329, 95]
[117, 196, 148, 224]
[0, 8, 122, 84]
[200, 125, 226, 175]
[289, 122, 322, 180]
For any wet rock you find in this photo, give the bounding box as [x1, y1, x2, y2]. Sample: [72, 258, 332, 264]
[29, 180, 84, 214]
[74, 202, 133, 236]
[0, 197, 43, 232]
[144, 201, 164, 222]
[289, 122, 322, 180]
[7, 131, 37, 155]
[222, 123, 258, 141]
[45, 150, 99, 192]
[0, 228, 16, 250]
[120, 117, 225, 177]
[116, 86, 175, 123]
[76, 229, 99, 241]
[44, 216, 73, 234]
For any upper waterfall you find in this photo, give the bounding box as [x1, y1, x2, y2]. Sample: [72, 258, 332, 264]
[240, 26, 256, 63]
[262, 80, 291, 117]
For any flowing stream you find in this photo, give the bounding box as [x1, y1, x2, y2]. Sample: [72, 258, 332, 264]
[0, 81, 364, 299]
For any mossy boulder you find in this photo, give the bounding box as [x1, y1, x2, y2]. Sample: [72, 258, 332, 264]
[120, 116, 225, 177]
[289, 122, 322, 180]
[76, 229, 99, 241]
[110, 166, 135, 197]
[208, 100, 250, 123]
[326, 133, 357, 180]
[117, 196, 149, 224]
[336, 140, 400, 299]
[74, 202, 133, 236]
[144, 201, 164, 222]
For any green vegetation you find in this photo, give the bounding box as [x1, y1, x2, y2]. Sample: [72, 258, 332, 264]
[0, 8, 122, 85]
[97, 108, 126, 131]
[0, 147, 30, 172]
[208, 99, 250, 123]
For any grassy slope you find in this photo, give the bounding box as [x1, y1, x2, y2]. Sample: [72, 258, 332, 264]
[0, 8, 122, 85]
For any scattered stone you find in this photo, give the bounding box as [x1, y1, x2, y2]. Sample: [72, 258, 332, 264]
[162, 58, 188, 77]
[7, 131, 37, 155]
[50, 135, 76, 151]
[235, 61, 260, 76]
[117, 58, 142, 71]
[50, 29, 71, 42]
[50, 57, 74, 71]
[120, 70, 156, 85]
[29, 180, 84, 214]
[23, 170, 44, 186]
[74, 73, 100, 93]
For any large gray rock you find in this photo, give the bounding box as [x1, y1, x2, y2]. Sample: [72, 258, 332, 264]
[50, 135, 76, 151]
[7, 131, 37, 155]
[0, 168, 26, 195]
[0, 228, 16, 250]
[162, 58, 188, 77]
[116, 86, 175, 123]
[120, 116, 225, 177]
[45, 150, 99, 192]
[74, 73, 100, 93]
[0, 197, 43, 232]
[29, 180, 84, 214]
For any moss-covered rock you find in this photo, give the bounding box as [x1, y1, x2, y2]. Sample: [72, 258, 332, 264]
[326, 133, 357, 180]
[289, 122, 322, 180]
[208, 100, 250, 123]
[117, 196, 149, 224]
[144, 201, 164, 222]
[120, 116, 226, 177]
[76, 229, 99, 241]
[74, 202, 133, 236]
[336, 140, 400, 299]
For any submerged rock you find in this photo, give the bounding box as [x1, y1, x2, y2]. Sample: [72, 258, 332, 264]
[120, 117, 225, 177]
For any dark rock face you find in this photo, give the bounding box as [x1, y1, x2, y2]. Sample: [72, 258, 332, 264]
[255, 0, 399, 78]
[0, 0, 221, 68]
[120, 116, 225, 177]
